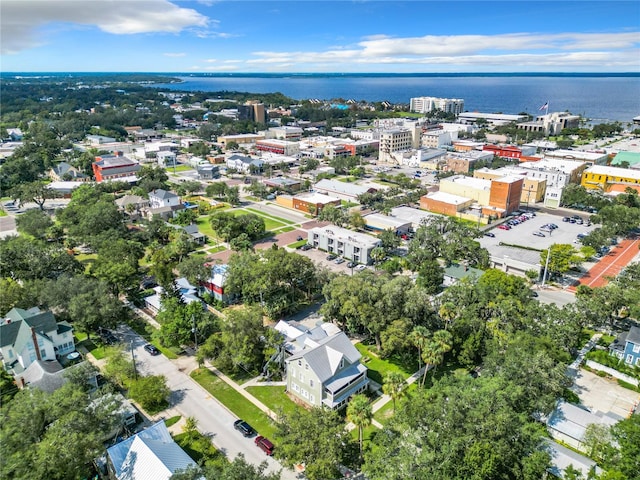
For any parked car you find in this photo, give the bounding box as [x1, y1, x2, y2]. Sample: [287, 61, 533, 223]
[144, 344, 160, 356]
[497, 225, 510, 230]
[300, 244, 312, 251]
[346, 261, 357, 268]
[354, 265, 367, 271]
[532, 231, 545, 237]
[255, 436, 275, 456]
[234, 420, 256, 437]
[296, 236, 303, 241]
[334, 257, 345, 264]
[484, 232, 495, 238]
[326, 253, 337, 261]
[562, 217, 571, 222]
[549, 223, 558, 229]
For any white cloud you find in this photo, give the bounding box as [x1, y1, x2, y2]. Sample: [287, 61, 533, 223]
[203, 58, 217, 63]
[1, 0, 209, 54]
[248, 32, 640, 70]
[163, 52, 186, 57]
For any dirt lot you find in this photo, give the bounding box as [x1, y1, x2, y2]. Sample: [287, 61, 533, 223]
[570, 368, 639, 418]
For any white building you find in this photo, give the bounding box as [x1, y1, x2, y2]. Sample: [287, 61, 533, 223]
[518, 159, 589, 207]
[517, 112, 581, 136]
[309, 225, 381, 264]
[148, 189, 181, 209]
[379, 126, 421, 163]
[458, 112, 528, 126]
[410, 96, 465, 115]
[226, 154, 264, 173]
[314, 178, 376, 202]
[422, 129, 458, 149]
[268, 126, 304, 140]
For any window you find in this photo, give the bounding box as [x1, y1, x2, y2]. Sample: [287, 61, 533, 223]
[633, 344, 640, 354]
[293, 383, 300, 393]
[310, 394, 315, 404]
[305, 363, 309, 370]
[309, 379, 314, 387]
[626, 354, 633, 364]
[299, 372, 304, 381]
[298, 359, 302, 366]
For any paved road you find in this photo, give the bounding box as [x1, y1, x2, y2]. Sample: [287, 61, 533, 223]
[535, 288, 576, 307]
[123, 328, 296, 479]
[0, 215, 17, 238]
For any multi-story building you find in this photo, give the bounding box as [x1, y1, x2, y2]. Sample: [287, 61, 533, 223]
[437, 174, 523, 216]
[217, 133, 265, 148]
[457, 112, 528, 126]
[238, 101, 266, 124]
[518, 159, 589, 207]
[445, 150, 493, 173]
[378, 126, 421, 163]
[517, 112, 580, 136]
[279, 322, 369, 410]
[581, 165, 640, 191]
[148, 189, 181, 209]
[255, 139, 300, 156]
[309, 225, 381, 264]
[92, 153, 140, 182]
[202, 264, 230, 303]
[474, 167, 546, 204]
[483, 144, 536, 160]
[0, 307, 75, 376]
[410, 96, 465, 115]
[422, 129, 458, 149]
[268, 126, 304, 141]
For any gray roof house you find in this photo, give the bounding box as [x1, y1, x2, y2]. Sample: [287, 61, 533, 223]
[0, 307, 75, 376]
[284, 324, 368, 409]
[226, 154, 264, 173]
[546, 401, 621, 451]
[106, 421, 195, 480]
[49, 162, 89, 182]
[544, 438, 603, 479]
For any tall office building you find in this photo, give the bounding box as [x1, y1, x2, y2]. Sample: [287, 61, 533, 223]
[410, 96, 465, 115]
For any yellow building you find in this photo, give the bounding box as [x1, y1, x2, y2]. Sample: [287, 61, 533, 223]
[581, 165, 640, 190]
[439, 175, 491, 205]
[474, 167, 546, 203]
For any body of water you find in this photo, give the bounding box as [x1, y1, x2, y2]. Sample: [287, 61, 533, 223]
[153, 74, 640, 123]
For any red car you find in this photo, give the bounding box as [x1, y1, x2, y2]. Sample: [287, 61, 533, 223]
[497, 224, 511, 230]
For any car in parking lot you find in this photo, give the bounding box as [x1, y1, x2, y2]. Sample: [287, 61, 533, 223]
[346, 261, 357, 268]
[300, 244, 312, 251]
[484, 232, 495, 238]
[532, 231, 545, 237]
[234, 420, 256, 437]
[334, 257, 345, 264]
[326, 253, 337, 261]
[497, 224, 511, 230]
[144, 344, 160, 355]
[563, 217, 571, 222]
[354, 264, 367, 271]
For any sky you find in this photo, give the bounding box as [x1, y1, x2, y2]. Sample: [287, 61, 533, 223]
[1, 0, 639, 73]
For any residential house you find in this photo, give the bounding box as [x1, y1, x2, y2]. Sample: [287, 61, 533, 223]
[106, 421, 196, 480]
[282, 322, 369, 409]
[197, 164, 220, 180]
[49, 162, 89, 182]
[226, 154, 264, 173]
[0, 307, 75, 376]
[609, 326, 640, 367]
[309, 225, 381, 264]
[148, 189, 181, 209]
[544, 439, 603, 479]
[144, 278, 203, 316]
[115, 194, 149, 215]
[202, 264, 230, 303]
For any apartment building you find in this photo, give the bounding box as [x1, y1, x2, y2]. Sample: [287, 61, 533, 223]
[581, 165, 640, 191]
[309, 225, 381, 264]
[379, 126, 421, 163]
[422, 129, 458, 149]
[410, 96, 465, 115]
[92, 153, 140, 182]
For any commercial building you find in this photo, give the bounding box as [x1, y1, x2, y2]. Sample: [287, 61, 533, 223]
[518, 158, 589, 207]
[226, 154, 264, 173]
[268, 126, 304, 140]
[420, 191, 474, 216]
[217, 133, 265, 147]
[92, 153, 140, 182]
[314, 178, 377, 202]
[255, 139, 300, 156]
[446, 150, 493, 173]
[581, 165, 640, 191]
[458, 112, 528, 126]
[378, 126, 421, 163]
[437, 174, 523, 215]
[264, 177, 302, 192]
[610, 151, 640, 169]
[544, 149, 608, 165]
[410, 96, 465, 115]
[389, 206, 439, 230]
[474, 167, 546, 204]
[309, 225, 381, 264]
[483, 144, 536, 160]
[422, 129, 458, 149]
[238, 101, 267, 124]
[388, 147, 447, 168]
[289, 192, 341, 215]
[362, 213, 411, 234]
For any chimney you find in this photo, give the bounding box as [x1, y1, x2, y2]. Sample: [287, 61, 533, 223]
[30, 328, 42, 361]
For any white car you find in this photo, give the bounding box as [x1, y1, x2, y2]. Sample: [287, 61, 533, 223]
[354, 265, 367, 271]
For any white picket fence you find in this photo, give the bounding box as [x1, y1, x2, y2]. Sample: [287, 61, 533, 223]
[584, 360, 639, 386]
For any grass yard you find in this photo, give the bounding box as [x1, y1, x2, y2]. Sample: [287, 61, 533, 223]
[373, 382, 418, 425]
[288, 239, 307, 249]
[191, 368, 277, 438]
[165, 165, 194, 172]
[355, 343, 415, 385]
[0, 209, 7, 217]
[173, 431, 221, 464]
[164, 415, 182, 427]
[274, 226, 295, 233]
[196, 217, 217, 239]
[206, 245, 227, 254]
[244, 207, 295, 225]
[350, 423, 380, 444]
[245, 385, 301, 418]
[232, 209, 287, 231]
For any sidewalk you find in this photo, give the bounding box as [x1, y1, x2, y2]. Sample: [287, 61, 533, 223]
[569, 333, 602, 371]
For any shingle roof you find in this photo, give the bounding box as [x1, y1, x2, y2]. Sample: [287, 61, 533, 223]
[626, 326, 640, 346]
[2, 308, 58, 347]
[150, 189, 178, 200]
[287, 332, 361, 383]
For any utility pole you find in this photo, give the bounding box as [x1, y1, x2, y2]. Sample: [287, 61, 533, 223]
[541, 246, 551, 287]
[191, 314, 198, 351]
[130, 340, 138, 380]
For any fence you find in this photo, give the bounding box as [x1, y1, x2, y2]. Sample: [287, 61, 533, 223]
[584, 360, 639, 386]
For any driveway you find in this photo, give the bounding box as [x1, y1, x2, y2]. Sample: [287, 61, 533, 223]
[121, 327, 295, 479]
[570, 368, 640, 419]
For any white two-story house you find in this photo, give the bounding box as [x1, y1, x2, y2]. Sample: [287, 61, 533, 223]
[0, 307, 75, 376]
[282, 322, 369, 410]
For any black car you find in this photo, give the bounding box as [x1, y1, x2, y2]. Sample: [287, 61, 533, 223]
[144, 344, 160, 356]
[484, 232, 495, 238]
[234, 420, 256, 437]
[300, 244, 312, 251]
[326, 253, 337, 261]
[347, 261, 357, 268]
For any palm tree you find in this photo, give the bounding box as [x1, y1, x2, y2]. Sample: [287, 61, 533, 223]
[347, 394, 372, 458]
[382, 371, 406, 413]
[410, 326, 430, 372]
[431, 329, 453, 376]
[420, 340, 441, 387]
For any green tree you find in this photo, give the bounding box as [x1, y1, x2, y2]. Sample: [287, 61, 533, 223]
[15, 208, 53, 239]
[606, 413, 640, 478]
[92, 238, 144, 294]
[540, 244, 583, 278]
[378, 229, 400, 254]
[416, 259, 444, 294]
[128, 375, 170, 412]
[12, 180, 60, 211]
[274, 407, 354, 480]
[347, 394, 373, 458]
[177, 256, 210, 286]
[317, 204, 348, 226]
[215, 306, 266, 374]
[0, 236, 83, 281]
[138, 165, 169, 192]
[349, 211, 366, 230]
[382, 371, 406, 413]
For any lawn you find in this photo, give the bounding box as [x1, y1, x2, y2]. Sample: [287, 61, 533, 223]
[355, 343, 416, 385]
[165, 165, 194, 172]
[206, 245, 227, 254]
[245, 385, 301, 418]
[373, 383, 418, 425]
[0, 209, 7, 217]
[288, 239, 307, 249]
[173, 431, 221, 464]
[190, 368, 277, 438]
[232, 209, 287, 231]
[244, 207, 295, 225]
[274, 226, 295, 233]
[75, 253, 98, 274]
[165, 415, 182, 427]
[196, 217, 217, 239]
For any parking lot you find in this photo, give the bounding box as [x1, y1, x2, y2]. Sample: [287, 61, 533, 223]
[294, 245, 372, 274]
[570, 368, 639, 418]
[480, 212, 597, 252]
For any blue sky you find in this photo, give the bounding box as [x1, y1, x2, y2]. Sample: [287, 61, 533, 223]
[1, 0, 639, 72]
